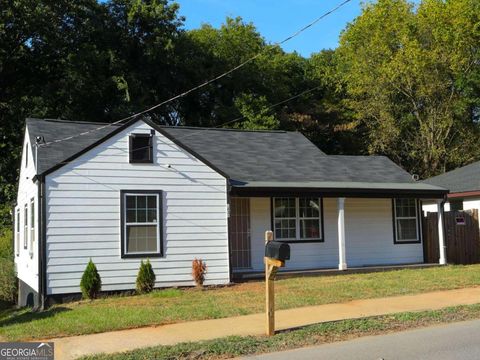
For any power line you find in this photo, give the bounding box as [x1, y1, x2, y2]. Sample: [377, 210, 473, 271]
[39, 0, 352, 147]
[41, 83, 323, 169]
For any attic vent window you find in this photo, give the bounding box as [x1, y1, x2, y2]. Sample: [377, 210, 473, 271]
[129, 133, 153, 163]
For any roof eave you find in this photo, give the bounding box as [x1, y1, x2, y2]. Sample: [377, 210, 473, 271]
[230, 185, 448, 199]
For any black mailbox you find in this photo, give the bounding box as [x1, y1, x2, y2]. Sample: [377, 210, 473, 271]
[265, 241, 290, 261]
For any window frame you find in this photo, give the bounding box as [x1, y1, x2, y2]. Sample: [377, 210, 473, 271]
[15, 208, 20, 256]
[23, 203, 28, 249]
[29, 198, 35, 258]
[392, 198, 421, 244]
[129, 133, 153, 164]
[120, 190, 163, 258]
[271, 197, 324, 243]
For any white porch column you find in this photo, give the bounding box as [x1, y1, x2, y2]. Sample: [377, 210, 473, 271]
[338, 197, 347, 270]
[437, 199, 447, 265]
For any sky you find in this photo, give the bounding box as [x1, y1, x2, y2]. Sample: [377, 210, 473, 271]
[175, 0, 363, 57]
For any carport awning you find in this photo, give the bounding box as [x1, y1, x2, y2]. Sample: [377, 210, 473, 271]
[229, 180, 448, 199]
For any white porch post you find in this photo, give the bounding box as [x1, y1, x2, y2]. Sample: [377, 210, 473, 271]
[437, 199, 447, 265]
[338, 197, 347, 270]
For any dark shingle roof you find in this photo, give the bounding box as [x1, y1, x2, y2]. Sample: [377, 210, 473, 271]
[25, 118, 446, 195]
[161, 127, 413, 183]
[26, 118, 121, 175]
[424, 161, 480, 193]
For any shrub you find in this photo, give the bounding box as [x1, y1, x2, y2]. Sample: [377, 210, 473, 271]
[0, 257, 17, 303]
[0, 228, 16, 304]
[0, 228, 13, 259]
[80, 259, 101, 299]
[192, 259, 207, 288]
[136, 260, 156, 294]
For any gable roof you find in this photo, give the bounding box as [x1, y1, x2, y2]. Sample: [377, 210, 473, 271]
[26, 118, 122, 175]
[161, 127, 411, 183]
[424, 161, 480, 194]
[25, 118, 447, 197]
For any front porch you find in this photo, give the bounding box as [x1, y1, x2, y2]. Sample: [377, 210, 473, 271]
[233, 262, 441, 281]
[229, 195, 447, 276]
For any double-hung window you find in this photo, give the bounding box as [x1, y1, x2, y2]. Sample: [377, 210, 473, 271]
[15, 208, 20, 256]
[121, 191, 163, 257]
[273, 197, 323, 242]
[393, 198, 420, 243]
[29, 198, 35, 258]
[23, 204, 28, 249]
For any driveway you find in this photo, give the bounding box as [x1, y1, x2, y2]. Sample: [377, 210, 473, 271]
[245, 319, 480, 360]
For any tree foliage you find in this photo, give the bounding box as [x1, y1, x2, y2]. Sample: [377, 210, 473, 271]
[336, 0, 480, 177]
[0, 0, 479, 231]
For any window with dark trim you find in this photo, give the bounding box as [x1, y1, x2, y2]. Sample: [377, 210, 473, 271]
[23, 204, 28, 249]
[273, 197, 323, 242]
[121, 191, 163, 258]
[129, 134, 153, 163]
[29, 198, 35, 258]
[15, 208, 20, 256]
[450, 200, 463, 211]
[393, 198, 420, 243]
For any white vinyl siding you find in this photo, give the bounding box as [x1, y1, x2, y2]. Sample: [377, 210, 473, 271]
[45, 121, 229, 295]
[15, 127, 39, 292]
[248, 197, 423, 272]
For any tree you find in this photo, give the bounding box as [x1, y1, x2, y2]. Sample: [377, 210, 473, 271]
[336, 0, 480, 177]
[0, 0, 185, 226]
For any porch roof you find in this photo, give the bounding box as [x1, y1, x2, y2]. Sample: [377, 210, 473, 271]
[230, 180, 447, 198]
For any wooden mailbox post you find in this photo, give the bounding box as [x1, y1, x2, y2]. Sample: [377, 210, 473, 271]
[264, 230, 290, 336]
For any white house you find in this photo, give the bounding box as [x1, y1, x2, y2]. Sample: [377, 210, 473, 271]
[422, 162, 480, 214]
[15, 117, 448, 308]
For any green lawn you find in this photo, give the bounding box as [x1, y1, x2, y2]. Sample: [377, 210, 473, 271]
[81, 304, 480, 360]
[2, 264, 480, 341]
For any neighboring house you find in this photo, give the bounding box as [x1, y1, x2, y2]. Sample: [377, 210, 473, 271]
[423, 161, 480, 214]
[15, 117, 448, 308]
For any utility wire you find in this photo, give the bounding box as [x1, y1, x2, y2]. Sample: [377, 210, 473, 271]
[39, 0, 352, 147]
[41, 83, 323, 169]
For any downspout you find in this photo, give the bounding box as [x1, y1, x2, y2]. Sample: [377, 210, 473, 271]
[226, 180, 232, 284]
[35, 138, 47, 310]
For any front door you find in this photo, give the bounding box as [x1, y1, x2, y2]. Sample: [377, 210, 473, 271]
[229, 197, 251, 269]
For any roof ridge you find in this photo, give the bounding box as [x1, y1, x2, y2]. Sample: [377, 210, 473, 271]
[27, 118, 118, 126]
[161, 125, 288, 134]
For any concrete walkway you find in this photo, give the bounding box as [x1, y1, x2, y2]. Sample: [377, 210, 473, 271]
[50, 287, 480, 360]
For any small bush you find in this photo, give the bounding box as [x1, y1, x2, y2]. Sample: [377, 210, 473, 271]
[136, 260, 156, 294]
[0, 228, 13, 259]
[0, 228, 16, 304]
[80, 259, 101, 299]
[0, 258, 17, 303]
[192, 259, 207, 288]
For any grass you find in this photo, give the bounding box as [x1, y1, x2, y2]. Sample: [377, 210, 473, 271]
[81, 304, 480, 360]
[2, 264, 480, 341]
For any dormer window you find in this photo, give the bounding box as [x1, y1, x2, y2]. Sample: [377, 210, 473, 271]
[129, 133, 153, 163]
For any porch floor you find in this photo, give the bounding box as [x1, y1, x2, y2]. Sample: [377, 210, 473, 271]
[233, 263, 441, 281]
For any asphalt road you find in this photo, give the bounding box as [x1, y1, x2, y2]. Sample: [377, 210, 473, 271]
[245, 319, 480, 360]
